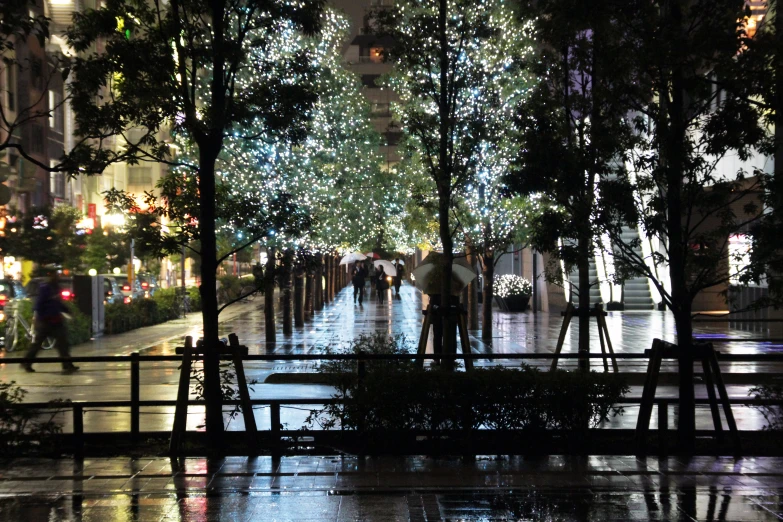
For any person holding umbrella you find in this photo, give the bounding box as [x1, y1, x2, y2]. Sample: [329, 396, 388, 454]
[393, 260, 405, 297]
[352, 265, 367, 304]
[376, 265, 389, 303]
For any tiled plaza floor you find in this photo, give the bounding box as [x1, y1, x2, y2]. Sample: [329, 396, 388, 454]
[0, 455, 782, 521]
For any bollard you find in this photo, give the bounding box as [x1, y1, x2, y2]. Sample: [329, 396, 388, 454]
[73, 404, 84, 456]
[658, 401, 668, 455]
[130, 352, 140, 441]
[271, 403, 281, 445]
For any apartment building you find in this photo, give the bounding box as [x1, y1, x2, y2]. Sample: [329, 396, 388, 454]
[1, 0, 166, 226]
[332, 0, 401, 172]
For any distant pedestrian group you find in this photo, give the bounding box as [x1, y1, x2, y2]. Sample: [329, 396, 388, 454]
[351, 258, 406, 305]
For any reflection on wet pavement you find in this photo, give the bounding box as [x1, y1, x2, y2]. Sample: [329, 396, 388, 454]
[0, 455, 782, 521]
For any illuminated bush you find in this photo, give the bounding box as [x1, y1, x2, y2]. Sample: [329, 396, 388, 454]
[494, 274, 532, 298]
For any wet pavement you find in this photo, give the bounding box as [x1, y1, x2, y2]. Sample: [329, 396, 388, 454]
[1, 286, 783, 519]
[1, 455, 782, 520]
[0, 283, 782, 433]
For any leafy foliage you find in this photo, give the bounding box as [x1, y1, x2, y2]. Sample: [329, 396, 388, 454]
[749, 384, 783, 431]
[0, 205, 87, 270]
[0, 380, 66, 456]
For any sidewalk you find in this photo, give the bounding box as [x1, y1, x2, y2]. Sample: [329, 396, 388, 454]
[0, 455, 782, 520]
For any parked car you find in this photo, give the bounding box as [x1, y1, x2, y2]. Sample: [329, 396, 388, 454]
[136, 273, 159, 298]
[100, 275, 123, 305]
[0, 279, 25, 321]
[25, 277, 75, 303]
[113, 275, 144, 303]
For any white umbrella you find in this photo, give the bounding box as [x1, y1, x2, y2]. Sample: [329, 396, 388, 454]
[411, 252, 476, 295]
[373, 259, 397, 277]
[393, 259, 405, 266]
[339, 252, 367, 266]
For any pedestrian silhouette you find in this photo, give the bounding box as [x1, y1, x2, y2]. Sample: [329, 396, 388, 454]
[23, 272, 78, 373]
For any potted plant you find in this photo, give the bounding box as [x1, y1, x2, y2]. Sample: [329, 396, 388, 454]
[494, 274, 532, 312]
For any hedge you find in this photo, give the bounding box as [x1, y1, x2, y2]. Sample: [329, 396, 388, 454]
[305, 333, 629, 433]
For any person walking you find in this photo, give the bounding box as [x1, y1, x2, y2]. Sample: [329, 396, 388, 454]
[352, 266, 366, 304]
[23, 272, 78, 373]
[376, 266, 388, 303]
[393, 262, 404, 297]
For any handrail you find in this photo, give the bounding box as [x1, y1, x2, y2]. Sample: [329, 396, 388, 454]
[4, 352, 783, 363]
[14, 396, 782, 410]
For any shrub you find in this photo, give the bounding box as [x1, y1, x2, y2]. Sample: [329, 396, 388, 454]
[217, 275, 243, 304]
[217, 275, 259, 305]
[151, 287, 180, 320]
[187, 285, 202, 312]
[306, 335, 628, 433]
[65, 302, 92, 345]
[0, 380, 66, 456]
[749, 384, 783, 430]
[494, 274, 532, 298]
[104, 298, 176, 335]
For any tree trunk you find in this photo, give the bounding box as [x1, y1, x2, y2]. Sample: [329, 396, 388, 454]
[664, 0, 695, 451]
[294, 266, 305, 327]
[323, 255, 331, 304]
[577, 236, 591, 372]
[196, 148, 223, 447]
[437, 0, 456, 360]
[314, 253, 323, 311]
[264, 247, 276, 345]
[777, 0, 783, 182]
[281, 249, 293, 336]
[481, 254, 494, 341]
[466, 245, 479, 330]
[305, 270, 314, 316]
[330, 254, 336, 300]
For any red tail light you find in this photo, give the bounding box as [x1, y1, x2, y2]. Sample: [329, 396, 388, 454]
[122, 285, 131, 291]
[123, 296, 132, 304]
[141, 282, 148, 288]
[61, 290, 72, 300]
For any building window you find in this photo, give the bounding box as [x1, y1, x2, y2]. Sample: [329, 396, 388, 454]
[128, 166, 153, 186]
[49, 90, 64, 132]
[729, 234, 753, 285]
[30, 57, 43, 90]
[30, 124, 44, 154]
[371, 102, 391, 117]
[360, 47, 385, 63]
[50, 172, 65, 198]
[5, 66, 15, 111]
[361, 74, 381, 88]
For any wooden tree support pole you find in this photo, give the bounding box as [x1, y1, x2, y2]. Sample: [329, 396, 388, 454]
[551, 302, 574, 371]
[551, 303, 617, 372]
[635, 340, 740, 454]
[416, 305, 433, 368]
[170, 336, 194, 454]
[229, 333, 257, 453]
[457, 307, 473, 372]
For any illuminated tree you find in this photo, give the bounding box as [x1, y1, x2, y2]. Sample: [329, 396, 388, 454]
[66, 0, 324, 447]
[375, 0, 535, 353]
[209, 8, 397, 334]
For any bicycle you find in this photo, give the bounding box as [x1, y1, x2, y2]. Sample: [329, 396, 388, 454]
[3, 301, 56, 352]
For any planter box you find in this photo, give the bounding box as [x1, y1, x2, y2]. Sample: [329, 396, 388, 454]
[503, 294, 530, 312]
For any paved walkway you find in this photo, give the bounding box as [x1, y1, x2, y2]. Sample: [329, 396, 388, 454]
[0, 283, 781, 432]
[0, 455, 782, 520]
